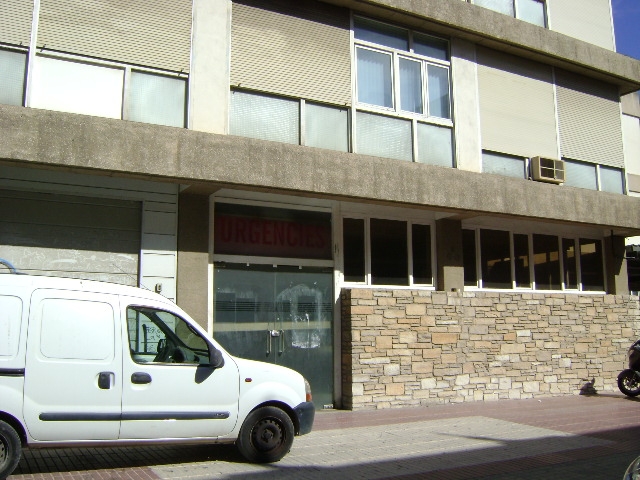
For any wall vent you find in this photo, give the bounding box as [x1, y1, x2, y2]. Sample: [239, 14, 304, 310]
[530, 156, 565, 184]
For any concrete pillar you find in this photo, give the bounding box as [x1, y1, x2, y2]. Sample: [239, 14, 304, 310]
[450, 38, 482, 173]
[189, 0, 231, 134]
[177, 193, 210, 329]
[435, 218, 464, 292]
[605, 234, 629, 294]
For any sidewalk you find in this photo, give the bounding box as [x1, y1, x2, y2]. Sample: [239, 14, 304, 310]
[9, 393, 640, 480]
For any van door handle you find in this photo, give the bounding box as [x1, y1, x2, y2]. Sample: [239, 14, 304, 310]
[131, 372, 152, 384]
[98, 372, 113, 389]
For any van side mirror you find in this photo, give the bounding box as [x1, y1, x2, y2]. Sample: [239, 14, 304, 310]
[208, 344, 225, 369]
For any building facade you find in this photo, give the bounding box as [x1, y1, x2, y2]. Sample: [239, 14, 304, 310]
[2, 0, 640, 409]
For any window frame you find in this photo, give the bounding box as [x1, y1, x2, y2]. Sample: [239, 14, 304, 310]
[341, 214, 436, 288]
[464, 226, 605, 292]
[471, 0, 547, 27]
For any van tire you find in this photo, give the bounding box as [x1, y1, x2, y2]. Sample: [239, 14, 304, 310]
[237, 406, 294, 463]
[0, 420, 21, 479]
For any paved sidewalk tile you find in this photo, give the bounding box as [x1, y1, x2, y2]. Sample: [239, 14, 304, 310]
[8, 394, 640, 480]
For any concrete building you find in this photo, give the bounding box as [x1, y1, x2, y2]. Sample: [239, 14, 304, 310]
[2, 0, 640, 409]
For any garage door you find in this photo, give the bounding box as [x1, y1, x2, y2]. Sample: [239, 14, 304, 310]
[0, 189, 141, 284]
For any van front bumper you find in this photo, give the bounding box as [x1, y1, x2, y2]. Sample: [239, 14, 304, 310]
[294, 402, 315, 435]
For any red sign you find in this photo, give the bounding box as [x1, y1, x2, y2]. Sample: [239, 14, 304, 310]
[214, 214, 332, 259]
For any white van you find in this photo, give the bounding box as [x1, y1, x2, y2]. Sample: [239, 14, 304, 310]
[0, 272, 315, 478]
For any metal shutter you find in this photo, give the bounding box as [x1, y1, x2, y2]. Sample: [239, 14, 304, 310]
[0, 189, 141, 285]
[477, 47, 558, 159]
[231, 0, 351, 106]
[38, 0, 191, 72]
[547, 0, 614, 50]
[556, 69, 624, 168]
[0, 0, 33, 46]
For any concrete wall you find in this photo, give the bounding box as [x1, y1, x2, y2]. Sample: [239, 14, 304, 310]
[341, 288, 640, 410]
[2, 105, 640, 236]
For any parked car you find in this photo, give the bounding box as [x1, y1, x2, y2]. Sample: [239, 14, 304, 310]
[0, 272, 314, 478]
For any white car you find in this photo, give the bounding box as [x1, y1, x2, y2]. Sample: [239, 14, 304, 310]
[0, 272, 314, 478]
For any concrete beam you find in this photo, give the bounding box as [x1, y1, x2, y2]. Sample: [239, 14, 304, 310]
[319, 0, 640, 94]
[3, 105, 640, 235]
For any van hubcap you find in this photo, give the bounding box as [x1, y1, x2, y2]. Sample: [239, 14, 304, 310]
[252, 418, 283, 451]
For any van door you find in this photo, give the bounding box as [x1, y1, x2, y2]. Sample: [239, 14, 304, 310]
[119, 303, 239, 439]
[23, 290, 122, 441]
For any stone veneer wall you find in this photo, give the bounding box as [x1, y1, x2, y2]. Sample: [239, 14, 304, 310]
[341, 289, 640, 410]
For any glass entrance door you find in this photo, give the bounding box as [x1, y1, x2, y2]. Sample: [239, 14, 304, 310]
[213, 263, 334, 408]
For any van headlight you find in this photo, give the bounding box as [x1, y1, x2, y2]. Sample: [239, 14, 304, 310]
[304, 378, 312, 402]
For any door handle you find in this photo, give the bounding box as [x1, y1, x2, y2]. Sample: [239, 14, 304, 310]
[131, 372, 152, 384]
[266, 330, 272, 356]
[278, 329, 285, 355]
[98, 372, 113, 390]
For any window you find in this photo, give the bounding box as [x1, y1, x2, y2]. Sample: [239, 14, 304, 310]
[342, 217, 433, 286]
[0, 48, 27, 106]
[480, 229, 511, 288]
[127, 306, 211, 365]
[473, 0, 546, 27]
[465, 228, 604, 291]
[599, 166, 624, 194]
[230, 90, 350, 152]
[29, 54, 187, 127]
[564, 159, 625, 194]
[354, 17, 450, 119]
[353, 17, 454, 164]
[482, 151, 526, 179]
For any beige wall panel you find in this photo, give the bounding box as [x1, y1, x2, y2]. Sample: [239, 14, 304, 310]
[231, 0, 351, 106]
[623, 114, 640, 176]
[477, 48, 558, 159]
[0, 0, 33, 46]
[38, 0, 191, 72]
[548, 0, 614, 50]
[556, 69, 624, 168]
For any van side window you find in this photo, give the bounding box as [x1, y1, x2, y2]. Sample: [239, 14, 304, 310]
[126, 306, 210, 365]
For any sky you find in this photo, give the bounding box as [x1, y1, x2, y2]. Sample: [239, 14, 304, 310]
[612, 0, 640, 60]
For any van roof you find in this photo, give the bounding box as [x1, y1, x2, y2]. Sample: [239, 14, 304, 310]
[0, 273, 167, 303]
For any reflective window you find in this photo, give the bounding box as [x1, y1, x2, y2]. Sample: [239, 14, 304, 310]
[463, 229, 478, 287]
[513, 233, 531, 288]
[230, 90, 299, 144]
[516, 0, 546, 26]
[371, 218, 408, 285]
[343, 218, 366, 283]
[482, 151, 526, 178]
[412, 224, 432, 285]
[305, 103, 349, 152]
[354, 17, 408, 50]
[599, 166, 624, 194]
[533, 234, 561, 290]
[0, 49, 27, 106]
[481, 229, 511, 289]
[128, 71, 186, 128]
[580, 238, 604, 291]
[562, 238, 578, 289]
[356, 111, 413, 161]
[475, 0, 514, 16]
[564, 159, 597, 190]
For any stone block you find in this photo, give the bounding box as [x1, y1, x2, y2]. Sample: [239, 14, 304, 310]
[432, 332, 459, 344]
[386, 383, 405, 395]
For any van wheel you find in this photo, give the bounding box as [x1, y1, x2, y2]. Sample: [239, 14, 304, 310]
[237, 406, 294, 463]
[0, 420, 21, 479]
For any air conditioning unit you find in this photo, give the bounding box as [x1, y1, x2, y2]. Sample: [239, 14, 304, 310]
[530, 156, 565, 184]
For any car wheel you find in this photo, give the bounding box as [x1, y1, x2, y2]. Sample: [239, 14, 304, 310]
[618, 369, 640, 397]
[0, 420, 21, 479]
[237, 406, 294, 463]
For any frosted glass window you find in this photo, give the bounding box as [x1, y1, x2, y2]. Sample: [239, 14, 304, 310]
[417, 123, 453, 167]
[474, 0, 514, 16]
[599, 166, 624, 194]
[482, 151, 525, 178]
[357, 47, 393, 108]
[564, 160, 597, 190]
[427, 65, 450, 119]
[354, 17, 408, 51]
[399, 58, 422, 114]
[31, 55, 124, 119]
[128, 71, 186, 128]
[356, 112, 412, 161]
[413, 34, 449, 61]
[516, 0, 546, 26]
[230, 91, 299, 145]
[305, 103, 349, 152]
[0, 49, 26, 106]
